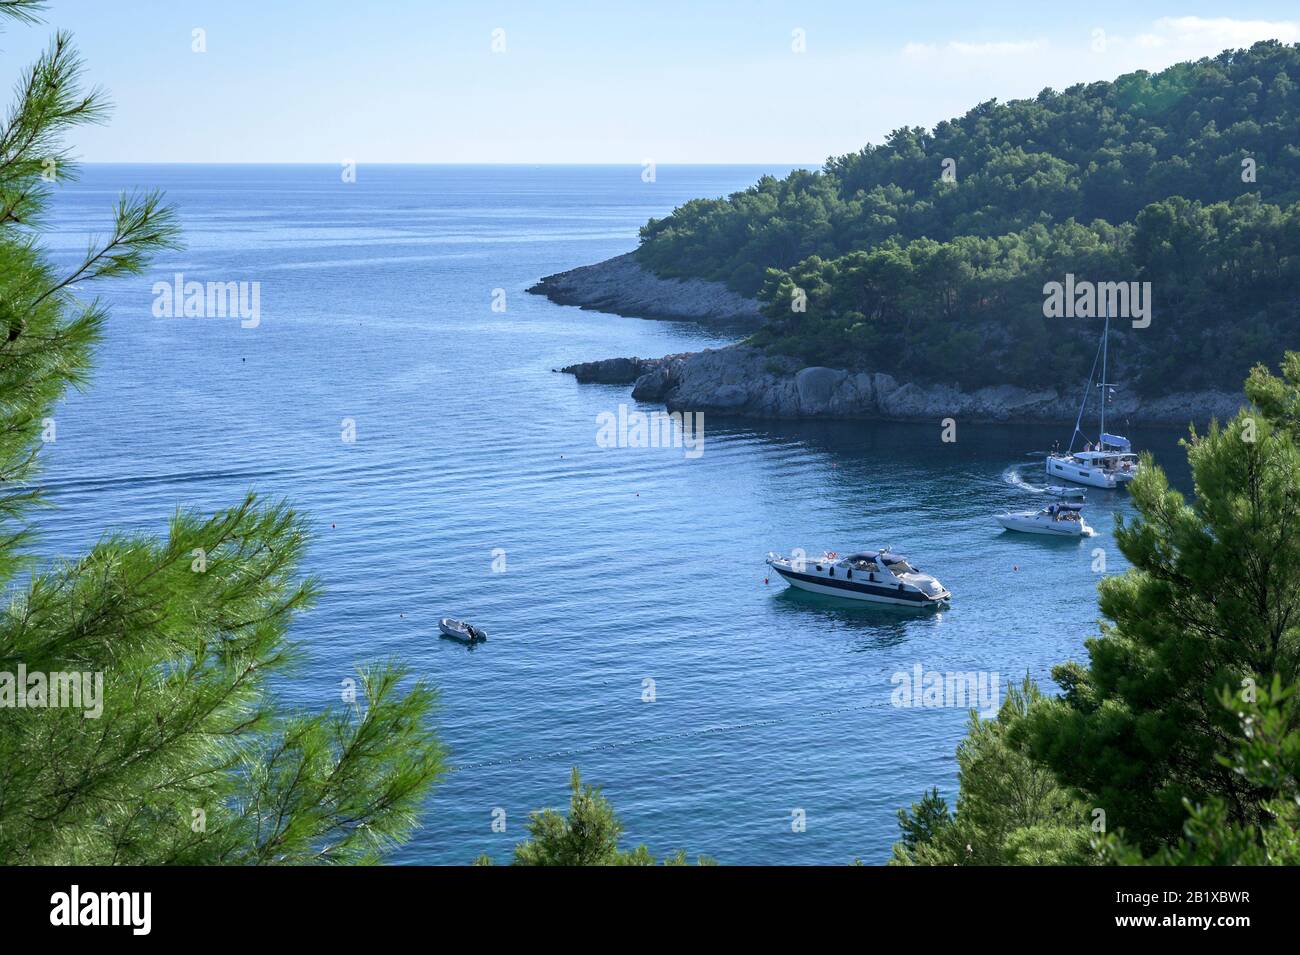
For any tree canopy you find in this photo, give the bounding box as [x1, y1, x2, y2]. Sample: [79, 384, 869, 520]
[474, 768, 715, 866]
[0, 0, 447, 865]
[637, 42, 1300, 396]
[893, 356, 1300, 865]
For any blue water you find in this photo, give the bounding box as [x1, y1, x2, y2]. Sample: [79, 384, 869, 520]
[38, 164, 1194, 865]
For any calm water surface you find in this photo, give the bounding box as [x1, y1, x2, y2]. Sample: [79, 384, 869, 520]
[38, 165, 1195, 864]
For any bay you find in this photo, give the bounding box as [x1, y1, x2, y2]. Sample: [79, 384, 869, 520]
[38, 164, 1193, 864]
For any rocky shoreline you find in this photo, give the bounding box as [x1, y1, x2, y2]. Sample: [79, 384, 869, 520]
[545, 253, 1243, 426]
[527, 252, 764, 326]
[561, 345, 1244, 426]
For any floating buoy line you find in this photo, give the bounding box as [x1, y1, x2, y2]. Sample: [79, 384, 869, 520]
[449, 664, 1059, 773]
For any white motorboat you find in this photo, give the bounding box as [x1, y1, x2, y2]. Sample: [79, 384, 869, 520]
[765, 548, 950, 606]
[1045, 309, 1140, 489]
[1045, 484, 1087, 500]
[996, 502, 1094, 537]
[439, 618, 487, 642]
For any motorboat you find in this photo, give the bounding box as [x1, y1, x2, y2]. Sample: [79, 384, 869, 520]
[765, 548, 950, 606]
[1044, 484, 1087, 500]
[996, 502, 1094, 537]
[439, 618, 487, 642]
[1045, 309, 1140, 489]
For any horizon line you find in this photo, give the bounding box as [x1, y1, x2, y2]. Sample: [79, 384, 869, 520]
[72, 160, 825, 167]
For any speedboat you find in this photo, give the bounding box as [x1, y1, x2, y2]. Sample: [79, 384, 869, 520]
[439, 618, 487, 642]
[1045, 484, 1087, 500]
[765, 548, 950, 606]
[996, 502, 1094, 537]
[1045, 309, 1141, 489]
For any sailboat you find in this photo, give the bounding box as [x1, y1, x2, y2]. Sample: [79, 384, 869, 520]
[1045, 309, 1139, 489]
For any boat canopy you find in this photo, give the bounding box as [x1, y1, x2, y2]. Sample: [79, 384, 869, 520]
[1100, 433, 1131, 451]
[1047, 503, 1084, 514]
[845, 550, 906, 564]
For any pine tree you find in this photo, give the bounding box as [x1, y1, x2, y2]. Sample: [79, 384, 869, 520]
[1099, 677, 1300, 865]
[1021, 361, 1300, 851]
[0, 1, 446, 864]
[890, 677, 1091, 865]
[475, 768, 715, 865]
[894, 788, 950, 855]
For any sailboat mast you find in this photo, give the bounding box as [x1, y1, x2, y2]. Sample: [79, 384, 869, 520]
[1068, 324, 1104, 455]
[1099, 308, 1108, 440]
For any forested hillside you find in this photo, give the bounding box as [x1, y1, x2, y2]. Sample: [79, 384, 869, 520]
[635, 42, 1300, 395]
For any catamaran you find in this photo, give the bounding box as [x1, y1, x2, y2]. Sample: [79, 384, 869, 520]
[1045, 309, 1140, 489]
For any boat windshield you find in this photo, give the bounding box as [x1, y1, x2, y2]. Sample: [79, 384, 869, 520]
[884, 559, 915, 574]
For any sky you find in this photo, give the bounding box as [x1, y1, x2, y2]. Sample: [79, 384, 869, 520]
[3, 1, 1300, 164]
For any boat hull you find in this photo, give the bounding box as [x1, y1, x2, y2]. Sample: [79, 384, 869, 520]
[1046, 456, 1117, 489]
[995, 514, 1093, 536]
[439, 618, 485, 642]
[769, 565, 948, 606]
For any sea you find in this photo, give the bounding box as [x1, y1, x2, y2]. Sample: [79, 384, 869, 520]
[38, 164, 1195, 864]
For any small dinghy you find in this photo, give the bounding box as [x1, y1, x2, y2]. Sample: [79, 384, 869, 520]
[439, 618, 487, 642]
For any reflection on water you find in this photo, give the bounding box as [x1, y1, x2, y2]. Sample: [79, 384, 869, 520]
[769, 587, 932, 649]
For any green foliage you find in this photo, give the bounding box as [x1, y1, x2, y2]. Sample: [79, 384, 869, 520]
[1020, 383, 1300, 850]
[0, 4, 446, 864]
[890, 676, 1094, 866]
[637, 41, 1300, 395]
[642, 42, 1300, 285]
[895, 787, 950, 853]
[481, 768, 715, 866]
[1099, 677, 1300, 864]
[1245, 350, 1300, 438]
[748, 196, 1300, 394]
[895, 358, 1300, 866]
[512, 768, 625, 866]
[1011, 355, 1300, 858]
